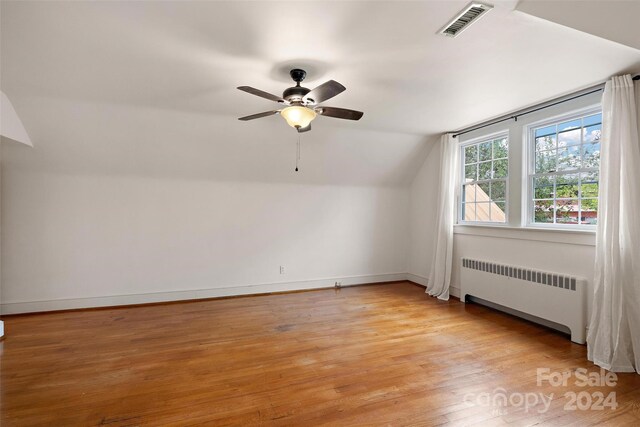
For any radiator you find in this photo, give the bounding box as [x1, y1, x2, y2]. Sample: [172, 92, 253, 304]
[460, 258, 587, 344]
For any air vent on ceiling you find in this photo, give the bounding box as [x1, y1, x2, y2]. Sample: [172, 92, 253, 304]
[439, 2, 493, 37]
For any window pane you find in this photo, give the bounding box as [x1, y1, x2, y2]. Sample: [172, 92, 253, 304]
[534, 176, 554, 199]
[535, 150, 556, 173]
[556, 173, 579, 198]
[558, 128, 581, 148]
[493, 138, 508, 159]
[493, 159, 508, 178]
[491, 180, 506, 201]
[463, 202, 475, 221]
[478, 161, 492, 180]
[581, 171, 599, 198]
[536, 135, 556, 152]
[465, 145, 478, 164]
[535, 124, 556, 139]
[581, 198, 598, 224]
[465, 164, 477, 181]
[475, 202, 491, 222]
[582, 142, 600, 169]
[584, 124, 601, 144]
[530, 110, 602, 228]
[479, 141, 492, 161]
[583, 113, 602, 127]
[478, 182, 491, 201]
[556, 199, 579, 224]
[463, 184, 475, 203]
[558, 119, 581, 132]
[557, 145, 581, 170]
[533, 200, 554, 223]
[460, 135, 508, 224]
[492, 202, 506, 223]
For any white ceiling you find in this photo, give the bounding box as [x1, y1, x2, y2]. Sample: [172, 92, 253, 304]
[517, 0, 640, 51]
[2, 0, 639, 185]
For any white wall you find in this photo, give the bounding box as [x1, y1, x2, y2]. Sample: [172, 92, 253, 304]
[407, 139, 440, 288]
[0, 147, 2, 335]
[409, 92, 602, 306]
[1, 168, 409, 313]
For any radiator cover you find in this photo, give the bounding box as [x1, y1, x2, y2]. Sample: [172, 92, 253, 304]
[460, 258, 587, 344]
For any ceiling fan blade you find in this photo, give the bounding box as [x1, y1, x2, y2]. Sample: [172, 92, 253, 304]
[237, 86, 286, 104]
[303, 80, 346, 104]
[317, 107, 364, 121]
[297, 124, 311, 133]
[238, 110, 279, 121]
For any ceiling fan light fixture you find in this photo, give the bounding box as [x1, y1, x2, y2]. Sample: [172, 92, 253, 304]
[237, 70, 363, 132]
[280, 106, 317, 129]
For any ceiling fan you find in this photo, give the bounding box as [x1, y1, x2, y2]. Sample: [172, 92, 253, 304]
[237, 69, 364, 133]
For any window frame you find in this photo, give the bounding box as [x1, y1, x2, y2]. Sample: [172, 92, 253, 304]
[524, 105, 601, 231]
[457, 130, 510, 226]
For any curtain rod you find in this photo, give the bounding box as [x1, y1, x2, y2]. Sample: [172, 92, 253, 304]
[451, 74, 640, 139]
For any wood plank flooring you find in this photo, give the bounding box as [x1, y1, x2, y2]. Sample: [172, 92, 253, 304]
[1, 281, 639, 426]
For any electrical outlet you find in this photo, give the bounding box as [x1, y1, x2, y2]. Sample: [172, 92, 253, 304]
[280, 266, 285, 274]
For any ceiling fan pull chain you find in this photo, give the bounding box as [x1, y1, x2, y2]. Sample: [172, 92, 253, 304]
[295, 133, 300, 172]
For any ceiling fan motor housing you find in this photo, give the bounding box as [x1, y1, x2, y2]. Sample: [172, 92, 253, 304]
[283, 86, 310, 104]
[283, 69, 312, 104]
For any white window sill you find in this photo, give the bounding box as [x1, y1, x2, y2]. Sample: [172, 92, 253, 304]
[453, 224, 596, 246]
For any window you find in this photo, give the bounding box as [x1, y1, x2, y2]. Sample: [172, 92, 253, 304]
[528, 109, 601, 227]
[460, 134, 508, 223]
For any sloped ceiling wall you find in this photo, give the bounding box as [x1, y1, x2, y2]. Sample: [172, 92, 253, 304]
[2, 1, 639, 186]
[517, 0, 640, 51]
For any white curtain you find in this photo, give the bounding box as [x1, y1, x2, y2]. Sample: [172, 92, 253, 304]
[587, 75, 640, 373]
[427, 134, 458, 300]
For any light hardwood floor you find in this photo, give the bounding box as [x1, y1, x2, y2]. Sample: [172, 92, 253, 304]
[1, 282, 639, 426]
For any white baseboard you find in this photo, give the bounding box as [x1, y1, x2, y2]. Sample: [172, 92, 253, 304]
[0, 273, 407, 315]
[406, 273, 428, 286]
[0, 272, 464, 315]
[404, 273, 460, 299]
[450, 285, 461, 299]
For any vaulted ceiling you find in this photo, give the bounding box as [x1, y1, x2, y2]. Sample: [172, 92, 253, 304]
[2, 1, 639, 185]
